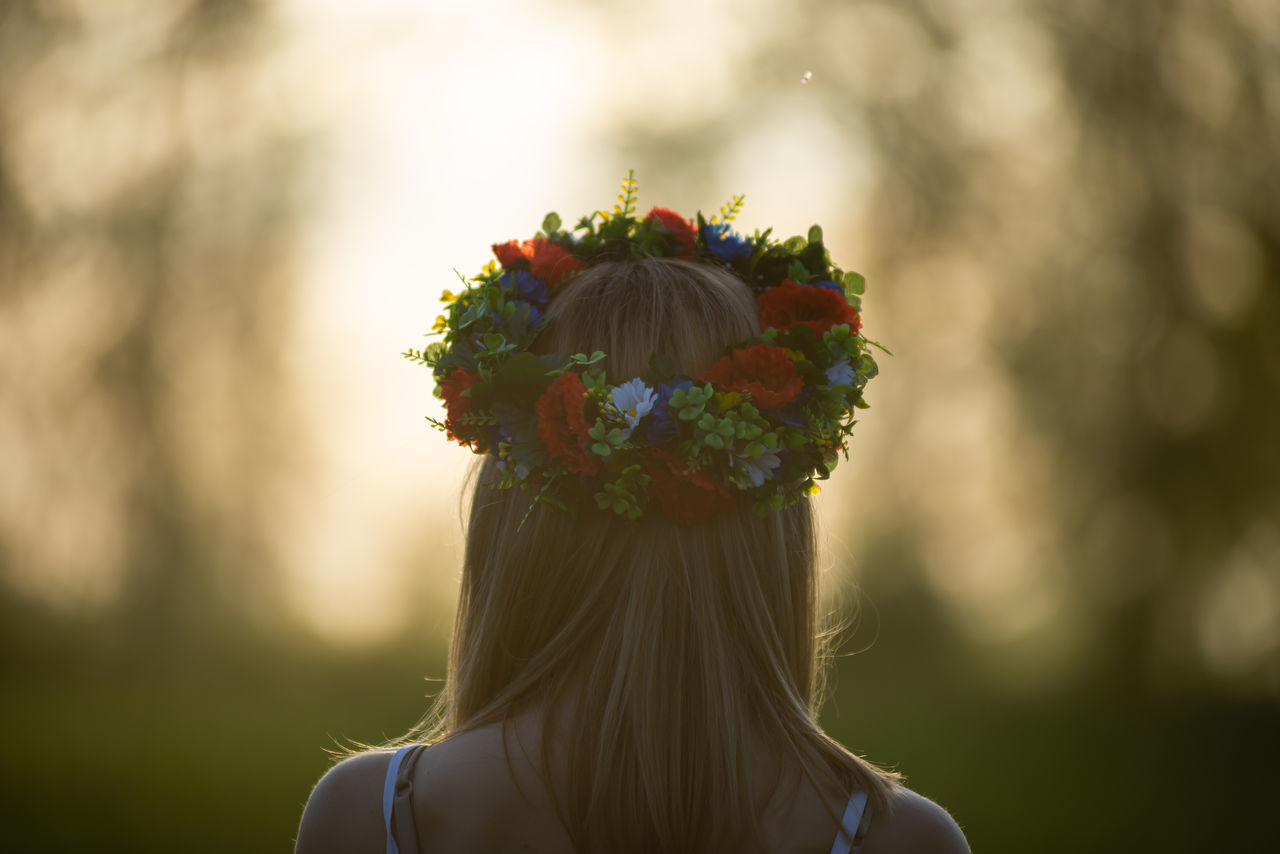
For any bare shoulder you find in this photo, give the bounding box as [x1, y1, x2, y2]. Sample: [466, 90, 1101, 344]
[294, 749, 395, 854]
[860, 786, 971, 854]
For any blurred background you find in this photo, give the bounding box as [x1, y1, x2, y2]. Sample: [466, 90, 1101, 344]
[1, 0, 1278, 850]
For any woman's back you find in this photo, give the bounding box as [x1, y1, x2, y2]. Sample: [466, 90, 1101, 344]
[296, 712, 969, 854]
[296, 190, 971, 854]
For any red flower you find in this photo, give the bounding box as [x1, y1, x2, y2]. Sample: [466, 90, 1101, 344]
[645, 206, 697, 257]
[491, 240, 525, 269]
[491, 238, 587, 289]
[535, 371, 600, 476]
[525, 237, 587, 289]
[441, 367, 480, 445]
[644, 449, 732, 526]
[757, 279, 861, 337]
[699, 344, 803, 410]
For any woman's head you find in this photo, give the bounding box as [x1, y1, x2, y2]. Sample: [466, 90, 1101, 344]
[452, 258, 817, 720]
[428, 257, 890, 850]
[537, 257, 758, 380]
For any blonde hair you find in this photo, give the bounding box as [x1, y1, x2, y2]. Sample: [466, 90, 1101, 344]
[403, 258, 895, 851]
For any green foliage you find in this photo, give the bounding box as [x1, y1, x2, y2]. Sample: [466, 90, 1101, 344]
[671, 383, 713, 420]
[568, 350, 607, 367]
[587, 421, 626, 457]
[402, 340, 447, 367]
[409, 170, 886, 524]
[593, 464, 650, 519]
[781, 235, 808, 254]
[696, 412, 737, 450]
[787, 259, 813, 283]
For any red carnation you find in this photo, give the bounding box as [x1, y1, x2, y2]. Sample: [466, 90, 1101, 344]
[643, 449, 732, 526]
[524, 237, 587, 290]
[699, 344, 803, 410]
[491, 240, 526, 269]
[645, 206, 697, 257]
[535, 371, 600, 476]
[441, 367, 480, 445]
[756, 279, 861, 337]
[491, 238, 586, 289]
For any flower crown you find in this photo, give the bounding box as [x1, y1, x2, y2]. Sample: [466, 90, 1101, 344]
[405, 172, 884, 526]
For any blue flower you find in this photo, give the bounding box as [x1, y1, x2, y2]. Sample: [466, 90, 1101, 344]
[701, 222, 751, 262]
[812, 279, 844, 294]
[520, 301, 544, 328]
[775, 386, 813, 428]
[498, 270, 549, 306]
[646, 379, 693, 445]
[607, 378, 657, 440]
[732, 447, 783, 488]
[824, 360, 855, 389]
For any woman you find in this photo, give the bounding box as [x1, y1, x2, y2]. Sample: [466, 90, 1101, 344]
[296, 189, 970, 853]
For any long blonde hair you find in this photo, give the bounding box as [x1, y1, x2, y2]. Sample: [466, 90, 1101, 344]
[404, 258, 895, 851]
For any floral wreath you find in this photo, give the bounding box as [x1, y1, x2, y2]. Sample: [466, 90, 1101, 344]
[405, 172, 885, 526]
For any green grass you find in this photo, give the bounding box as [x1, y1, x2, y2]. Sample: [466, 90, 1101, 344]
[1, 637, 1276, 853]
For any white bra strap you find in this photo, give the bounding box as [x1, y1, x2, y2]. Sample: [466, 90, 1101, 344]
[830, 790, 868, 854]
[382, 746, 415, 854]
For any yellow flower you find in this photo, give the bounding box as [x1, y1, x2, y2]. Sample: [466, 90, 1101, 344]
[716, 391, 742, 409]
[431, 314, 447, 332]
[441, 289, 462, 304]
[805, 482, 821, 496]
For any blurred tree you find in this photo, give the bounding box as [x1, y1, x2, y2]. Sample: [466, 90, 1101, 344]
[1032, 0, 1280, 693]
[0, 0, 310, 666]
[600, 0, 1280, 696]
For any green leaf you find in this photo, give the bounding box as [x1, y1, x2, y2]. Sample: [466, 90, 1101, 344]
[786, 260, 812, 283]
[842, 271, 866, 295]
[781, 235, 807, 254]
[542, 212, 562, 233]
[807, 225, 823, 245]
[482, 332, 506, 352]
[569, 350, 607, 366]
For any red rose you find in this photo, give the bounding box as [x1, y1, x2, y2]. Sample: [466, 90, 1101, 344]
[441, 367, 480, 445]
[524, 237, 587, 290]
[491, 241, 526, 269]
[645, 206, 697, 257]
[699, 343, 803, 410]
[535, 371, 599, 476]
[643, 449, 732, 526]
[756, 279, 861, 337]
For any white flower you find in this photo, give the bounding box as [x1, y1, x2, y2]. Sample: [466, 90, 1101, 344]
[733, 447, 782, 488]
[608, 378, 657, 440]
[825, 360, 855, 389]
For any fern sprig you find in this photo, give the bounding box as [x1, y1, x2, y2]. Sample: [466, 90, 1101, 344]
[712, 193, 746, 224]
[613, 169, 638, 219]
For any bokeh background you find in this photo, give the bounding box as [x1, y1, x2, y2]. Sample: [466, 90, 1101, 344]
[2, 0, 1278, 851]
